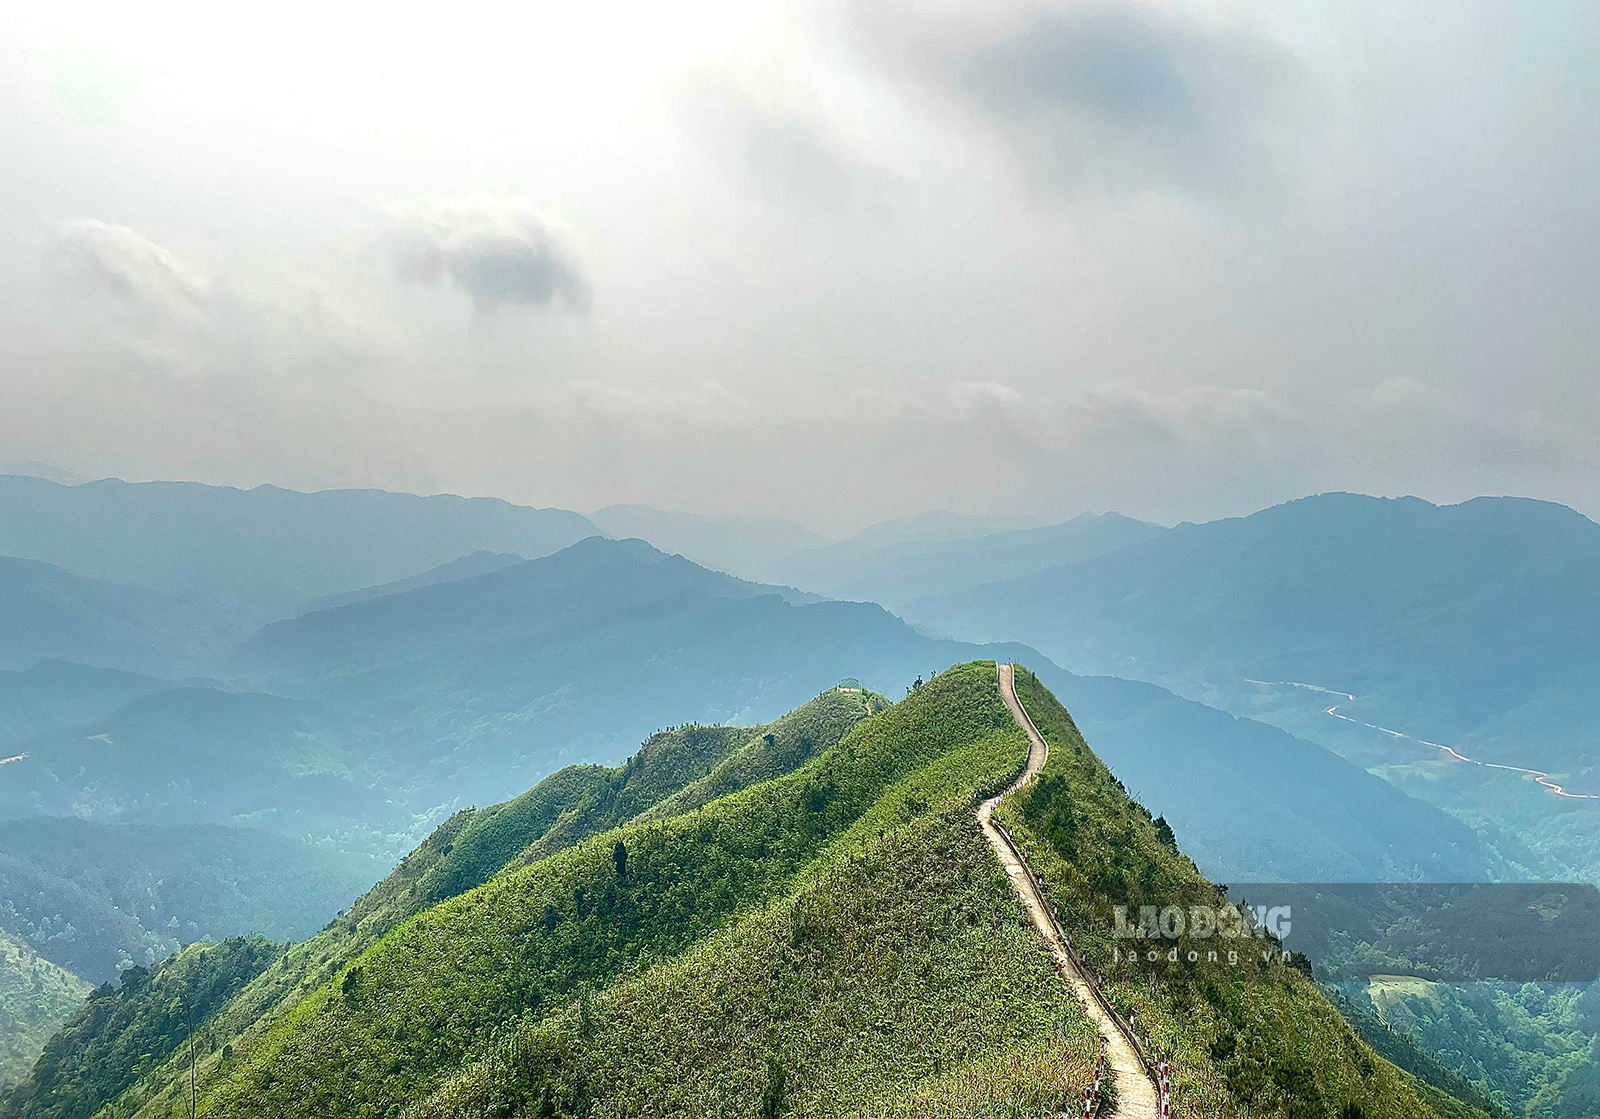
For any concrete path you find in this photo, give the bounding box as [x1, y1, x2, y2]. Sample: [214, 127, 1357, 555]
[982, 663, 1161, 1118]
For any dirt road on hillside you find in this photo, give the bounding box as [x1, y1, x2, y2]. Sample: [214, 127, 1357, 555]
[983, 663, 1162, 1119]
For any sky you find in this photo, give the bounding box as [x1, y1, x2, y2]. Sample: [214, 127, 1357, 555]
[1, 0, 1595, 532]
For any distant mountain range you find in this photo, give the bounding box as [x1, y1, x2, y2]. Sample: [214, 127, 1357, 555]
[3, 477, 1585, 1111]
[914, 493, 1600, 774]
[0, 475, 598, 629]
[2, 533, 1488, 893]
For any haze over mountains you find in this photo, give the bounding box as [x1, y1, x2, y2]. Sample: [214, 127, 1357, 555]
[0, 475, 598, 632]
[0, 472, 1594, 1107]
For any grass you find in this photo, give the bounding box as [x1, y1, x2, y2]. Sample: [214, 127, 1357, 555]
[196, 665, 1021, 1118]
[998, 666, 1488, 1119]
[105, 689, 874, 1119]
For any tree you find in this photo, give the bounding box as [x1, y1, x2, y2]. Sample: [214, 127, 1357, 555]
[761, 1056, 787, 1119]
[612, 840, 628, 879]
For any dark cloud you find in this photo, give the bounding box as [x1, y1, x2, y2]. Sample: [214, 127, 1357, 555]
[387, 196, 590, 312]
[855, 1, 1304, 199]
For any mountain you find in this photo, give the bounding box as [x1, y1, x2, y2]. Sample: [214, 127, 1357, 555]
[0, 475, 598, 627]
[1032, 668, 1488, 884]
[3, 535, 1482, 894]
[16, 689, 877, 1119]
[0, 937, 279, 1119]
[228, 536, 1024, 805]
[0, 663, 169, 750]
[0, 933, 89, 1092]
[0, 817, 378, 982]
[0, 686, 397, 847]
[19, 665, 1482, 1119]
[298, 550, 527, 614]
[0, 559, 223, 677]
[769, 511, 1169, 609]
[587, 505, 823, 577]
[916, 493, 1600, 781]
[830, 509, 1046, 547]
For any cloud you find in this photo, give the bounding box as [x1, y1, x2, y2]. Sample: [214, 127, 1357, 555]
[677, 73, 899, 219]
[51, 219, 211, 323]
[385, 196, 589, 312]
[853, 0, 1304, 200]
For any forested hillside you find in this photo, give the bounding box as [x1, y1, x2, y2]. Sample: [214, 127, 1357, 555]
[0, 937, 280, 1119]
[0, 934, 88, 1092]
[0, 819, 377, 982]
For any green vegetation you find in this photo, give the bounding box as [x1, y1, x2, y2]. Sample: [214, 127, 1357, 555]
[10, 664, 1503, 1119]
[90, 689, 873, 1119]
[0, 817, 378, 982]
[1354, 978, 1595, 1119]
[196, 666, 1019, 1119]
[0, 932, 90, 1092]
[0, 937, 277, 1119]
[999, 666, 1489, 1119]
[410, 796, 1099, 1119]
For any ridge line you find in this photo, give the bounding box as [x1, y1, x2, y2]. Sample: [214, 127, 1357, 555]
[984, 662, 1164, 1118]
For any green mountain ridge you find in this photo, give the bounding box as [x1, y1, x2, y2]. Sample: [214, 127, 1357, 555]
[11, 666, 1491, 1119]
[25, 689, 875, 1119]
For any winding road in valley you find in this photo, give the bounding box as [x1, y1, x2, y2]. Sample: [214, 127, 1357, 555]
[1247, 679, 1599, 800]
[984, 663, 1162, 1118]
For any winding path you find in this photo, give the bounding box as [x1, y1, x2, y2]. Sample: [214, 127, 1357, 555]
[982, 663, 1161, 1118]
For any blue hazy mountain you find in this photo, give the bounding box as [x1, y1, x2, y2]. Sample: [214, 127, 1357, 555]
[1031, 667, 1489, 884]
[226, 535, 1482, 881]
[770, 511, 1169, 609]
[0, 557, 226, 677]
[588, 505, 824, 578]
[0, 475, 598, 627]
[0, 662, 170, 750]
[0, 817, 377, 982]
[297, 550, 528, 614]
[917, 493, 1600, 777]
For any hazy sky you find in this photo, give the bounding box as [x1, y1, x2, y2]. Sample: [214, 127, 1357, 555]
[2, 0, 1595, 530]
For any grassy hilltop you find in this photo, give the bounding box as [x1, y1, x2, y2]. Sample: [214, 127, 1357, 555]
[7, 665, 1498, 1119]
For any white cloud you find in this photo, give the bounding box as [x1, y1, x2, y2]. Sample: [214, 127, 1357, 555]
[51, 219, 211, 324]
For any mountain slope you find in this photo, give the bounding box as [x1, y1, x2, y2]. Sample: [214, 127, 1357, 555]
[90, 691, 875, 1119]
[0, 686, 396, 848]
[588, 505, 824, 577]
[74, 666, 1482, 1119]
[0, 934, 89, 1092]
[773, 511, 1168, 609]
[0, 818, 378, 982]
[0, 937, 279, 1119]
[0, 475, 597, 627]
[228, 536, 1029, 805]
[997, 667, 1482, 1119]
[918, 494, 1600, 774]
[297, 550, 526, 614]
[0, 662, 169, 752]
[0, 559, 220, 677]
[1033, 669, 1487, 883]
[150, 663, 1106, 1119]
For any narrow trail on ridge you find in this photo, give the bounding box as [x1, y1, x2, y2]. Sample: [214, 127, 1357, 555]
[983, 663, 1162, 1118]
